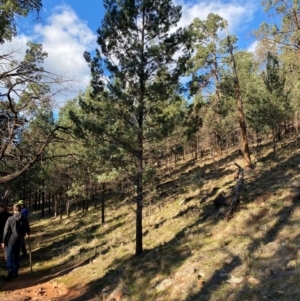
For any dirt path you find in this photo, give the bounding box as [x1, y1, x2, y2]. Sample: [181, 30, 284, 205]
[2, 279, 71, 301]
[0, 252, 81, 301]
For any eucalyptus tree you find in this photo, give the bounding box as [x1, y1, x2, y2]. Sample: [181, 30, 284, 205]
[0, 1, 74, 186]
[188, 13, 251, 164]
[188, 14, 226, 101]
[231, 51, 263, 139]
[187, 13, 226, 156]
[225, 26, 252, 165]
[78, 0, 190, 255]
[258, 0, 300, 49]
[0, 42, 70, 184]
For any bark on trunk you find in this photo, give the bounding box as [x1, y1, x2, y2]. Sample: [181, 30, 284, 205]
[226, 25, 251, 166]
[101, 183, 105, 224]
[60, 192, 63, 220]
[66, 199, 70, 218]
[41, 181, 45, 218]
[54, 195, 58, 218]
[135, 150, 143, 256]
[48, 193, 51, 214]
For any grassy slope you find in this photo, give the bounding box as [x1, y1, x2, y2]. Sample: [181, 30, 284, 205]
[2, 135, 300, 301]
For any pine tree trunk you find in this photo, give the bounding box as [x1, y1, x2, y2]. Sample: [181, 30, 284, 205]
[48, 193, 51, 214]
[38, 190, 41, 210]
[28, 189, 32, 208]
[34, 190, 38, 210]
[54, 195, 58, 218]
[101, 183, 105, 224]
[60, 192, 63, 220]
[82, 199, 85, 212]
[41, 179, 45, 218]
[135, 123, 144, 255]
[66, 199, 70, 218]
[22, 173, 26, 200]
[136, 155, 143, 256]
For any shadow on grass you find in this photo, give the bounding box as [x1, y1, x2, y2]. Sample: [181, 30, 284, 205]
[53, 200, 228, 301]
[222, 199, 299, 300]
[2, 137, 299, 300]
[26, 150, 247, 300]
[186, 148, 300, 300]
[54, 143, 295, 301]
[59, 219, 206, 300]
[154, 149, 240, 203]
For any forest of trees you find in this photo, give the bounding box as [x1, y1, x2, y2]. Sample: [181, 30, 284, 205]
[1, 0, 300, 255]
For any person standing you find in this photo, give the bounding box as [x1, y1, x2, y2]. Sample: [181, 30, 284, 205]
[1, 203, 30, 280]
[0, 203, 11, 268]
[18, 200, 28, 257]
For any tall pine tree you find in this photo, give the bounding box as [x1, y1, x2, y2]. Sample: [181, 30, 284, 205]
[79, 0, 190, 255]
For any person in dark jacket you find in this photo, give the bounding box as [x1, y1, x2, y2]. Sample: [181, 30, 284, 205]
[18, 200, 29, 257]
[1, 203, 30, 280]
[0, 203, 11, 267]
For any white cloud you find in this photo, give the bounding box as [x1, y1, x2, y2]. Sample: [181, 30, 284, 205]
[1, 1, 260, 107]
[1, 5, 97, 106]
[175, 0, 258, 34]
[247, 40, 258, 53]
[34, 5, 97, 104]
[0, 34, 30, 60]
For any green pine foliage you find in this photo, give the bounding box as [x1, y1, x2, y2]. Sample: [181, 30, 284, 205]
[72, 0, 191, 255]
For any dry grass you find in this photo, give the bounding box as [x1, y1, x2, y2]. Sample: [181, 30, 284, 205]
[2, 135, 300, 301]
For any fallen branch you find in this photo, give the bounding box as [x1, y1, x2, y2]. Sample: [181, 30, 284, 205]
[226, 162, 244, 221]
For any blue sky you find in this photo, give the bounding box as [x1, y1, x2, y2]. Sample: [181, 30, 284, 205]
[3, 0, 269, 106]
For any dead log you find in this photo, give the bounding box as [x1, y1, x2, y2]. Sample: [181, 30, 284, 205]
[226, 162, 244, 221]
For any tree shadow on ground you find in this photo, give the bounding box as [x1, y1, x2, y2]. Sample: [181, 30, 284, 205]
[59, 138, 300, 300]
[2, 138, 299, 300]
[52, 148, 272, 300]
[52, 206, 224, 301]
[185, 149, 300, 300]
[154, 151, 241, 208]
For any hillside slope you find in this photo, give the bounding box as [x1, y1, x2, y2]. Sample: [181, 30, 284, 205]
[1, 136, 300, 301]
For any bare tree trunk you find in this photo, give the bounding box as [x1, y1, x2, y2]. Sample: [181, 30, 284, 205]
[66, 169, 70, 218]
[212, 130, 222, 156]
[34, 190, 38, 211]
[272, 130, 277, 156]
[48, 193, 51, 214]
[66, 199, 70, 218]
[38, 189, 41, 210]
[82, 199, 85, 212]
[226, 25, 251, 166]
[101, 183, 105, 224]
[28, 189, 32, 208]
[54, 195, 58, 218]
[60, 191, 63, 220]
[93, 187, 97, 209]
[22, 173, 26, 200]
[136, 110, 144, 256]
[136, 156, 143, 256]
[41, 179, 45, 218]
